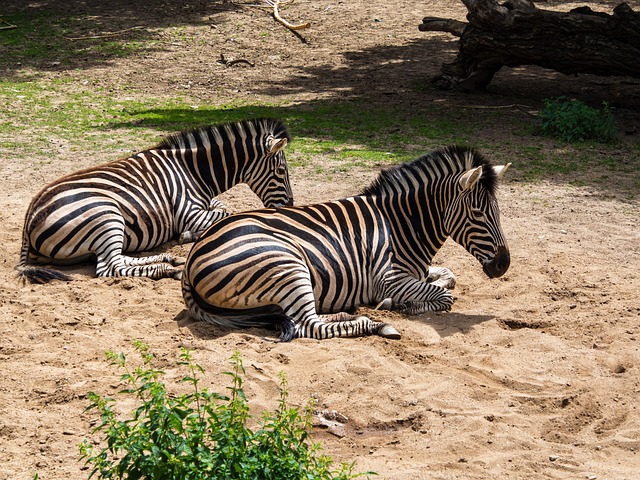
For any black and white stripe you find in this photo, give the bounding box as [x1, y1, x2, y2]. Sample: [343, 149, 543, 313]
[17, 118, 293, 283]
[182, 145, 511, 341]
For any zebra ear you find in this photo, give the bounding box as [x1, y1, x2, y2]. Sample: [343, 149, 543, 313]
[493, 163, 512, 179]
[459, 166, 483, 190]
[268, 137, 288, 154]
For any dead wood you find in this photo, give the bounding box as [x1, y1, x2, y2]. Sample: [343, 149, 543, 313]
[420, 0, 640, 91]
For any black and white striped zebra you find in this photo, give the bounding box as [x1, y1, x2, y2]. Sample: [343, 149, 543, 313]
[16, 118, 293, 283]
[181, 145, 511, 341]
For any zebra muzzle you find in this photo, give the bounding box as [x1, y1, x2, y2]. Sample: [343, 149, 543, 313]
[482, 245, 510, 278]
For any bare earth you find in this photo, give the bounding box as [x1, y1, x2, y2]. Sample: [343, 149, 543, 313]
[1, 1, 639, 479]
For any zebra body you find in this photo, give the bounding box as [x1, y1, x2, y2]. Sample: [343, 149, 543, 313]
[17, 118, 293, 283]
[182, 146, 511, 341]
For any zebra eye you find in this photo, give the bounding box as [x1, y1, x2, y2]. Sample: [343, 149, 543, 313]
[275, 157, 287, 176]
[471, 208, 485, 220]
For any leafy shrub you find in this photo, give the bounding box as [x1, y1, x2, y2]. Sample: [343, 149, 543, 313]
[80, 341, 371, 480]
[539, 96, 617, 143]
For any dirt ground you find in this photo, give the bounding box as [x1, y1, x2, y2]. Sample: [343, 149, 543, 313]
[1, 1, 639, 479]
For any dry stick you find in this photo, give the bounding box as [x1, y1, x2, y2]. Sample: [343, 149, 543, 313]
[237, 0, 309, 42]
[419, 17, 466, 37]
[465, 104, 537, 117]
[269, 0, 310, 31]
[217, 53, 255, 67]
[0, 18, 18, 30]
[66, 26, 145, 41]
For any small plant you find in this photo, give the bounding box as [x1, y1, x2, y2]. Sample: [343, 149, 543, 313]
[80, 341, 371, 480]
[538, 96, 617, 143]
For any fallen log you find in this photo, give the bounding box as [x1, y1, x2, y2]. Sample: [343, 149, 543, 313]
[420, 0, 640, 91]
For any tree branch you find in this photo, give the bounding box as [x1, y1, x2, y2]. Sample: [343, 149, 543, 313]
[419, 17, 467, 37]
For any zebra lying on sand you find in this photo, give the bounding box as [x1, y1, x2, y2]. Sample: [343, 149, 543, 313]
[182, 145, 511, 341]
[17, 118, 293, 283]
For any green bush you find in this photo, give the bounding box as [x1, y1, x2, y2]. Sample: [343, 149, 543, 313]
[80, 341, 372, 480]
[539, 96, 617, 143]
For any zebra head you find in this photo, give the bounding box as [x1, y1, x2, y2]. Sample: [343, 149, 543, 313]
[445, 160, 511, 279]
[243, 120, 294, 207]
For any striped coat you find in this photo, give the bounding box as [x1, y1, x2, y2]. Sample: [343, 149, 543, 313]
[17, 118, 293, 283]
[182, 146, 511, 341]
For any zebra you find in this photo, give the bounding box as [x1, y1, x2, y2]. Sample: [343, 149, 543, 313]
[16, 118, 293, 283]
[181, 145, 511, 341]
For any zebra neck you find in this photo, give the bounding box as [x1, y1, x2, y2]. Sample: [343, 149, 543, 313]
[169, 143, 244, 197]
[378, 187, 449, 278]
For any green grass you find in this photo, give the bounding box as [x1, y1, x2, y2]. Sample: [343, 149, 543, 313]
[2, 7, 638, 198]
[0, 11, 152, 71]
[0, 76, 475, 167]
[1, 70, 638, 197]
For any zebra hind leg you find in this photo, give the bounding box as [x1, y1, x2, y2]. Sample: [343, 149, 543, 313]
[96, 252, 183, 279]
[297, 312, 400, 340]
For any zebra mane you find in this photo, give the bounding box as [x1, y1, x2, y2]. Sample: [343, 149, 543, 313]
[155, 118, 290, 150]
[362, 145, 498, 196]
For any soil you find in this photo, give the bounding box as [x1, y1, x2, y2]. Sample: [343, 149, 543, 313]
[1, 1, 639, 479]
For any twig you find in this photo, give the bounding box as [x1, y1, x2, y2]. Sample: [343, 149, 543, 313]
[268, 0, 310, 31]
[238, 0, 309, 42]
[465, 104, 537, 117]
[217, 53, 255, 67]
[0, 18, 17, 30]
[65, 26, 145, 41]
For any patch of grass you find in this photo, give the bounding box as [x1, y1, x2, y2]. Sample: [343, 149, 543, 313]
[514, 143, 640, 197]
[1, 89, 470, 166]
[2, 72, 637, 197]
[0, 11, 151, 71]
[106, 100, 474, 166]
[80, 342, 371, 480]
[0, 79, 163, 161]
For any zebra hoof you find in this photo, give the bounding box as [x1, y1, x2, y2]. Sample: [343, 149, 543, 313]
[178, 232, 195, 244]
[375, 298, 393, 311]
[173, 269, 183, 281]
[378, 324, 401, 339]
[170, 256, 186, 266]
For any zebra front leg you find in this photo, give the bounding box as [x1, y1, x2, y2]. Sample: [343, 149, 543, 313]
[375, 268, 454, 311]
[426, 266, 456, 289]
[378, 271, 454, 315]
[293, 311, 400, 340]
[178, 199, 229, 244]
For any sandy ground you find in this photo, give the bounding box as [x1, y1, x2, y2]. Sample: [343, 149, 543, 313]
[1, 1, 639, 479]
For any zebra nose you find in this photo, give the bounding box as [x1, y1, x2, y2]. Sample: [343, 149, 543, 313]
[482, 246, 510, 278]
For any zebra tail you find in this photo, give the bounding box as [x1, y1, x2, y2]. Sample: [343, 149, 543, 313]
[16, 264, 72, 284]
[181, 275, 296, 342]
[16, 225, 72, 284]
